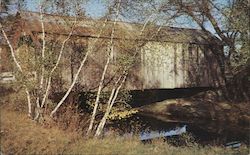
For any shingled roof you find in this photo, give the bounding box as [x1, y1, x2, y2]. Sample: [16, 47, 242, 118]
[4, 11, 223, 45]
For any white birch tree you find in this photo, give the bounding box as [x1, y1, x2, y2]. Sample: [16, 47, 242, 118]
[1, 0, 87, 120]
[86, 0, 122, 136]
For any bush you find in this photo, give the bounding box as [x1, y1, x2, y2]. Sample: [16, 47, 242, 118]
[0, 85, 28, 113]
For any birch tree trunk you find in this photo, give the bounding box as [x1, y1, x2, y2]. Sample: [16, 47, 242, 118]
[95, 73, 127, 137]
[25, 87, 32, 117]
[39, 3, 46, 97]
[33, 4, 78, 120]
[94, 11, 168, 136]
[92, 11, 158, 136]
[86, 51, 111, 135]
[50, 17, 109, 117]
[40, 18, 77, 109]
[50, 49, 89, 117]
[34, 4, 46, 121]
[1, 24, 32, 117]
[86, 0, 122, 135]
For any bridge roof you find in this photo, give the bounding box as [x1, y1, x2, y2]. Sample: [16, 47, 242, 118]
[6, 11, 223, 46]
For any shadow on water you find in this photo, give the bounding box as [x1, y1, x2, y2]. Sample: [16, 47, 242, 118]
[129, 87, 212, 107]
[71, 87, 212, 111]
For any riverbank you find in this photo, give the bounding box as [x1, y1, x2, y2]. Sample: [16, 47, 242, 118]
[1, 106, 249, 155]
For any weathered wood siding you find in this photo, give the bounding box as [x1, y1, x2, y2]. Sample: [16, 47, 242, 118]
[57, 39, 222, 91]
[0, 38, 222, 90]
[140, 42, 221, 89]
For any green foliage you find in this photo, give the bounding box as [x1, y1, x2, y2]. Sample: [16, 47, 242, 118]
[108, 109, 138, 120]
[84, 90, 137, 121]
[11, 38, 54, 93]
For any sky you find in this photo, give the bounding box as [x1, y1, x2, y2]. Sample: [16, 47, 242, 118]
[24, 0, 107, 19]
[24, 0, 198, 27]
[84, 0, 107, 18]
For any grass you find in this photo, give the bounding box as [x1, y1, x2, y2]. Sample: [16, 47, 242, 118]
[0, 89, 249, 155]
[1, 107, 249, 155]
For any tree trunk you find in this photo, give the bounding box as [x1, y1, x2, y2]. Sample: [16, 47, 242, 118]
[86, 54, 111, 135]
[50, 50, 90, 117]
[95, 74, 127, 137]
[50, 16, 109, 118]
[1, 24, 34, 118]
[25, 87, 32, 117]
[87, 0, 121, 136]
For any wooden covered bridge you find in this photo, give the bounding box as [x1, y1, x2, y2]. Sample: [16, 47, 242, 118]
[0, 11, 224, 92]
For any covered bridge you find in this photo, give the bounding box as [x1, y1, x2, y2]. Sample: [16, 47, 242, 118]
[0, 11, 224, 91]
